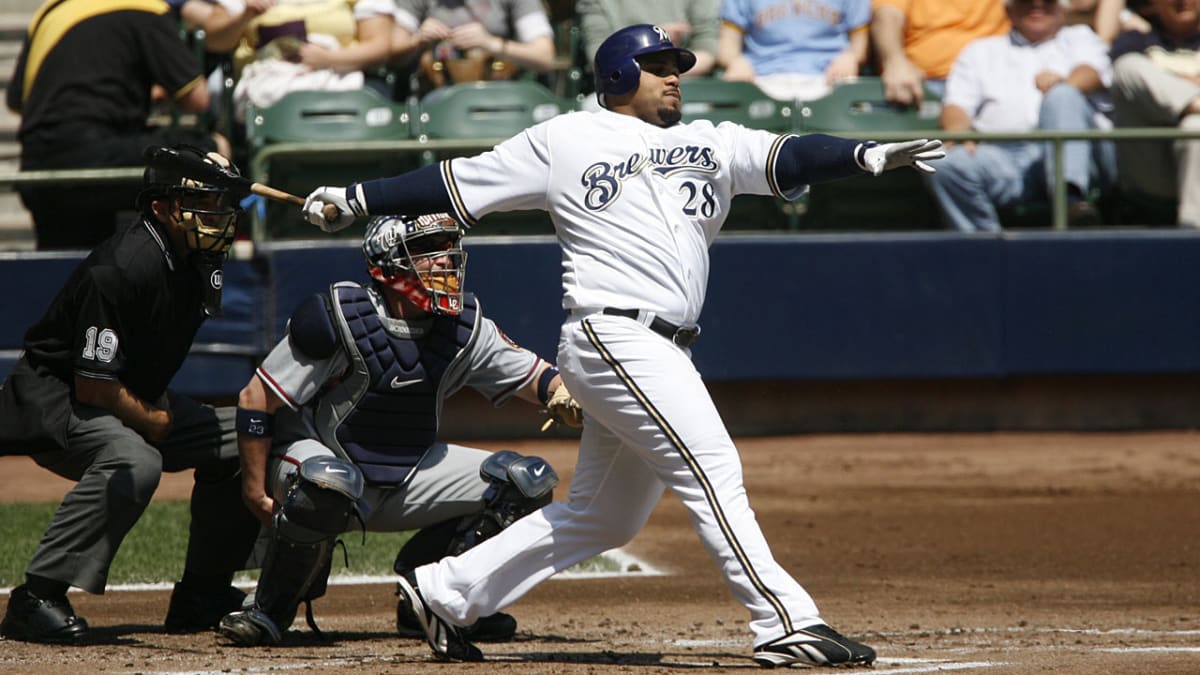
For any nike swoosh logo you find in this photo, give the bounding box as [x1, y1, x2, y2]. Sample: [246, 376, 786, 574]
[324, 466, 347, 474]
[390, 377, 424, 389]
[249, 418, 262, 424]
[532, 465, 545, 477]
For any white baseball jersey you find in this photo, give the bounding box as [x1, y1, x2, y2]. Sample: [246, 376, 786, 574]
[441, 109, 801, 324]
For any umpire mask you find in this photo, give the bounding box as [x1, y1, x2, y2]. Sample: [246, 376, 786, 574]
[139, 147, 244, 317]
[363, 213, 467, 316]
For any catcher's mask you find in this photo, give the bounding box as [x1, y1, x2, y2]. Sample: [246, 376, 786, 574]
[137, 146, 242, 255]
[363, 213, 466, 315]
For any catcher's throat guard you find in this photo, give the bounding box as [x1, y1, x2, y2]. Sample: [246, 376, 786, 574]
[363, 213, 467, 315]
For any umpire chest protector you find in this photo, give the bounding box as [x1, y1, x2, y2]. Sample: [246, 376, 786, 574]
[306, 283, 478, 485]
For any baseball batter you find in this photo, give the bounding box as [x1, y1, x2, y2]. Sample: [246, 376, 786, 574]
[303, 24, 943, 667]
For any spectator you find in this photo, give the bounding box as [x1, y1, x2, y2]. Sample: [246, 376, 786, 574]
[578, 0, 719, 79]
[215, 213, 580, 646]
[230, 0, 394, 119]
[0, 148, 261, 643]
[717, 0, 871, 102]
[389, 0, 557, 95]
[6, 0, 227, 250]
[871, 0, 1010, 106]
[1065, 0, 1153, 42]
[1109, 0, 1200, 227]
[926, 0, 1116, 232]
[173, 0, 276, 53]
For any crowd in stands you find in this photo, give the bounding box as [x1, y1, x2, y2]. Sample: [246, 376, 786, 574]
[6, 0, 1200, 248]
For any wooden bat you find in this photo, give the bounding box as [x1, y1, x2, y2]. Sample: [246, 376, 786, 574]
[143, 146, 342, 222]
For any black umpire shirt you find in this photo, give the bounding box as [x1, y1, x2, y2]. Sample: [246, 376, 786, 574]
[0, 218, 208, 453]
[7, 0, 207, 157]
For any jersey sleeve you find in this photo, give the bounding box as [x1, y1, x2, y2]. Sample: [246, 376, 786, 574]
[459, 316, 544, 406]
[254, 333, 350, 411]
[70, 267, 130, 382]
[441, 125, 552, 226]
[139, 10, 206, 99]
[718, 123, 803, 200]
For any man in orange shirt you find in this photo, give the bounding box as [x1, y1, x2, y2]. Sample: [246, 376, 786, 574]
[871, 0, 1010, 105]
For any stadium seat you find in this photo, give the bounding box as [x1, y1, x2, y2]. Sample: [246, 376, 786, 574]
[244, 88, 414, 240]
[681, 78, 795, 133]
[798, 78, 943, 231]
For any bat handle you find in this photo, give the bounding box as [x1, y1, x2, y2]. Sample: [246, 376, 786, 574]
[322, 203, 343, 224]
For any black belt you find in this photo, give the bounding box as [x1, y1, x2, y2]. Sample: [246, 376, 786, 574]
[602, 308, 701, 348]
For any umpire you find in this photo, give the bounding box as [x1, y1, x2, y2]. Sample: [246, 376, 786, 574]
[0, 146, 261, 643]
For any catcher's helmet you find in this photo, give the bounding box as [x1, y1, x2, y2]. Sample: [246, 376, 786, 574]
[594, 24, 696, 107]
[363, 213, 467, 316]
[138, 146, 242, 254]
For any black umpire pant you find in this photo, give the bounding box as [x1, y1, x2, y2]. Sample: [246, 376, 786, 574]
[25, 394, 260, 594]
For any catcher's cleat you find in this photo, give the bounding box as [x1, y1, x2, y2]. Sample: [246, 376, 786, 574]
[396, 571, 482, 662]
[217, 608, 284, 646]
[753, 624, 876, 668]
[0, 584, 89, 643]
[164, 582, 247, 633]
[397, 586, 517, 642]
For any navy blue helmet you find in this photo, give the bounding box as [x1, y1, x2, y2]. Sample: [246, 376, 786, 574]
[593, 24, 696, 106]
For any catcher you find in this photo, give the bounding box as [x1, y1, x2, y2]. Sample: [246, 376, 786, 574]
[218, 212, 581, 646]
[0, 146, 260, 642]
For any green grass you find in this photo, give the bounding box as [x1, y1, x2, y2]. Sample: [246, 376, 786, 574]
[1, 501, 621, 587]
[0, 501, 414, 588]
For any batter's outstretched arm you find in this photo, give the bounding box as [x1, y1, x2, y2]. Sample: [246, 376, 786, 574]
[774, 134, 944, 194]
[304, 164, 453, 232]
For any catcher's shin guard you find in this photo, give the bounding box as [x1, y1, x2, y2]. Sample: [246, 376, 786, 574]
[251, 457, 365, 636]
[448, 450, 558, 556]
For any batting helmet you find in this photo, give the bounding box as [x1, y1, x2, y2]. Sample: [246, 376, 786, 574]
[594, 24, 696, 106]
[138, 146, 242, 254]
[363, 213, 467, 316]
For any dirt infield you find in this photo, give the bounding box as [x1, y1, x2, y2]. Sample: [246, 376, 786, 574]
[2, 432, 1198, 674]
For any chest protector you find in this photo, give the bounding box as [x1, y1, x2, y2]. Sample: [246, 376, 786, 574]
[326, 285, 477, 485]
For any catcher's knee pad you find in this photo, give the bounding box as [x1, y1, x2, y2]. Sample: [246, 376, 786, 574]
[255, 456, 365, 631]
[446, 450, 558, 557]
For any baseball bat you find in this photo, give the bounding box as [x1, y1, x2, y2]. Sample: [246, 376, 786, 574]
[143, 146, 342, 222]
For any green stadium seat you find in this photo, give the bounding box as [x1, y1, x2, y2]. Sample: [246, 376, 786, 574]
[244, 88, 414, 241]
[680, 78, 794, 133]
[798, 78, 943, 231]
[414, 80, 573, 141]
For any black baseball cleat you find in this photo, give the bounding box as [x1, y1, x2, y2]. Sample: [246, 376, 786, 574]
[395, 571, 482, 662]
[217, 608, 284, 646]
[753, 623, 876, 668]
[0, 584, 89, 643]
[397, 586, 517, 642]
[164, 581, 247, 633]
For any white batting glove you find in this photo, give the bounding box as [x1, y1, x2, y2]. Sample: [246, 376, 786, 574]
[858, 139, 945, 176]
[303, 185, 363, 232]
[540, 383, 583, 432]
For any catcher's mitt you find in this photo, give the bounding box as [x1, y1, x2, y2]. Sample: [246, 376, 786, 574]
[540, 382, 583, 431]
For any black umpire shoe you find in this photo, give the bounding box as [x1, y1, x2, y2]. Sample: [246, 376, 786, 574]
[397, 586, 517, 642]
[0, 584, 89, 643]
[753, 623, 876, 668]
[395, 571, 482, 662]
[164, 581, 247, 633]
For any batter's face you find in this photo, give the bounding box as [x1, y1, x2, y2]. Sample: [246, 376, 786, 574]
[628, 52, 683, 127]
